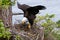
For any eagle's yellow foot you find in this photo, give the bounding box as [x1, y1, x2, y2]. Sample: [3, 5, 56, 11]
[28, 23, 31, 29]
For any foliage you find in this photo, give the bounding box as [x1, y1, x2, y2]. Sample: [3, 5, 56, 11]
[56, 20, 60, 28]
[35, 14, 60, 40]
[52, 29, 60, 40]
[0, 19, 11, 40]
[15, 35, 24, 40]
[0, 19, 22, 40]
[0, 0, 15, 9]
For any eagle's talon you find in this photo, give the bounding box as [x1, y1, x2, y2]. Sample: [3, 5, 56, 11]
[28, 23, 31, 29]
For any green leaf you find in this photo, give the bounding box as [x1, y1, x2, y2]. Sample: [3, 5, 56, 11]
[0, 33, 3, 37]
[49, 14, 55, 18]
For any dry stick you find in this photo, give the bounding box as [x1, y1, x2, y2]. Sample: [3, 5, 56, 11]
[36, 34, 40, 40]
[27, 33, 36, 37]
[10, 30, 33, 40]
[19, 33, 33, 40]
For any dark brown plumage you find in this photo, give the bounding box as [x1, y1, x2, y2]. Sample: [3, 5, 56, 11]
[17, 2, 46, 26]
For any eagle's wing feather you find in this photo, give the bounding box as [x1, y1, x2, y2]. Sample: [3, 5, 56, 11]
[17, 2, 30, 11]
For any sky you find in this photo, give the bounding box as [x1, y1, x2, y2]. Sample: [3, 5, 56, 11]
[12, 0, 60, 24]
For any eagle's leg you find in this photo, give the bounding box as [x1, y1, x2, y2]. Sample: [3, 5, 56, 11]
[28, 23, 31, 29]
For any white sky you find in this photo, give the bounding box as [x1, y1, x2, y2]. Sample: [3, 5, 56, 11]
[12, 0, 60, 14]
[12, 0, 60, 24]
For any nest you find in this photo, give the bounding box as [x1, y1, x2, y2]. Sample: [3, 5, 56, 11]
[12, 23, 44, 40]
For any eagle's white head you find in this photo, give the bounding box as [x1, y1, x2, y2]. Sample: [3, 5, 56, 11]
[22, 17, 29, 24]
[21, 17, 31, 29]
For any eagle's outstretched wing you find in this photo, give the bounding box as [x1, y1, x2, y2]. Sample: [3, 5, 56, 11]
[32, 5, 46, 10]
[17, 2, 31, 12]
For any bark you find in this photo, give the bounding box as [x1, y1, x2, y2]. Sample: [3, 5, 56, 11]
[2, 6, 12, 28]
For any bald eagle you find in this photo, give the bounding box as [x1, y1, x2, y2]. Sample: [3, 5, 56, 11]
[17, 2, 46, 29]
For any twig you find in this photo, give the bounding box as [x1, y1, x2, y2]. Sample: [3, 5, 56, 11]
[36, 34, 40, 40]
[9, 30, 33, 40]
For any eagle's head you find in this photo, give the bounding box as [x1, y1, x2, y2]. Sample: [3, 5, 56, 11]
[21, 17, 31, 29]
